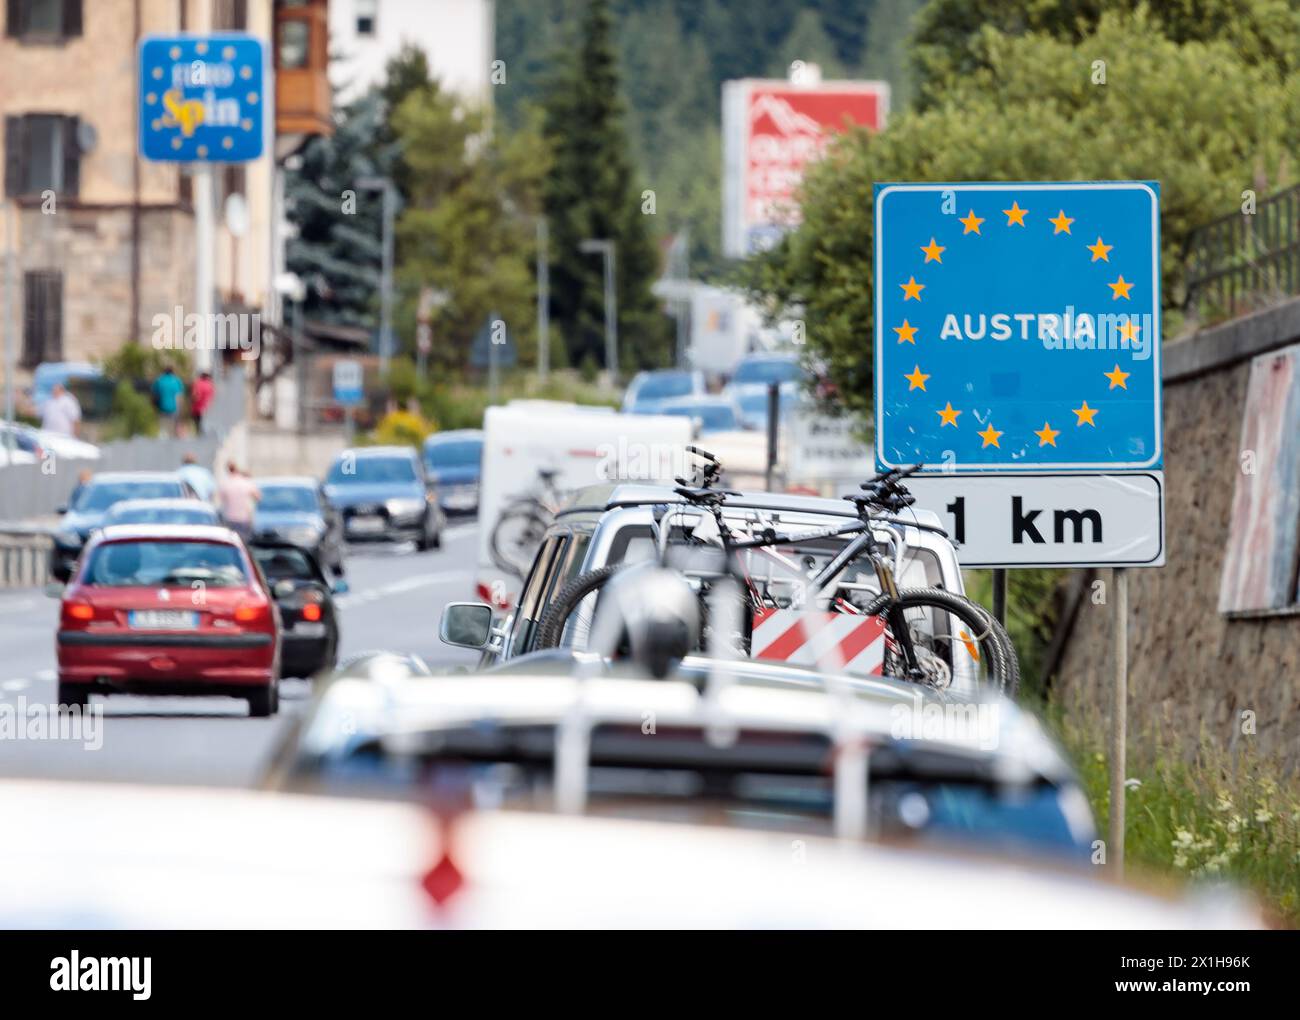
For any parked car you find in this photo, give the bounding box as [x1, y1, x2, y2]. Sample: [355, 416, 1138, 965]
[101, 498, 220, 529]
[53, 524, 281, 716]
[249, 541, 344, 679]
[423, 429, 484, 515]
[0, 422, 99, 463]
[322, 447, 444, 550]
[49, 471, 195, 582]
[654, 395, 745, 435]
[620, 368, 705, 413]
[252, 476, 345, 576]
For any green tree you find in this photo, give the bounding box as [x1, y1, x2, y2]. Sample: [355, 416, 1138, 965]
[391, 79, 547, 375]
[539, 0, 673, 373]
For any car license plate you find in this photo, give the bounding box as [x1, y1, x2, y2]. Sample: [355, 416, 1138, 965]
[348, 515, 384, 533]
[292, 622, 327, 637]
[128, 610, 198, 630]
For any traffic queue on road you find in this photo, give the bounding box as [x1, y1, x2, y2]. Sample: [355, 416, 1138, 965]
[19, 419, 1264, 929]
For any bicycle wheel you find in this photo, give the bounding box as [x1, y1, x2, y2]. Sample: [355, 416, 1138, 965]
[490, 503, 552, 577]
[864, 587, 1017, 695]
[533, 564, 627, 651]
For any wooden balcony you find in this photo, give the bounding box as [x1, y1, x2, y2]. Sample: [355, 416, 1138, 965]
[274, 0, 332, 140]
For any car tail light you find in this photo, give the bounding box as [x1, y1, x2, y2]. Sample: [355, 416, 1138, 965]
[234, 601, 270, 624]
[63, 601, 95, 623]
[301, 602, 322, 622]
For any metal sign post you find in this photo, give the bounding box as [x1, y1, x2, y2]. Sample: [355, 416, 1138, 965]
[1110, 566, 1128, 876]
[874, 181, 1164, 873]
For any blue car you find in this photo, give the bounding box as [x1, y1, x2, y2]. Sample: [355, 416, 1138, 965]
[423, 429, 483, 515]
[621, 369, 705, 414]
[323, 447, 445, 551]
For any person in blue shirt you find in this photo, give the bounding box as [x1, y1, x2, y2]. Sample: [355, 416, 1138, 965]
[178, 452, 217, 503]
[152, 365, 186, 437]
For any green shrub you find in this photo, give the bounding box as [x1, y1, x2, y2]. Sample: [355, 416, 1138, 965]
[101, 379, 159, 440]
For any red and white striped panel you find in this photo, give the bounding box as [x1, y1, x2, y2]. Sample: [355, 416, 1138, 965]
[749, 608, 886, 676]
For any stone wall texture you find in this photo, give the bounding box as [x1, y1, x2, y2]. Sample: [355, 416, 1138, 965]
[1055, 323, 1300, 764]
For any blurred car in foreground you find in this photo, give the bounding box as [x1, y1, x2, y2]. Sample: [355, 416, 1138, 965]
[0, 777, 1262, 928]
[250, 541, 344, 679]
[253, 476, 345, 576]
[53, 525, 280, 716]
[49, 472, 194, 581]
[323, 447, 444, 550]
[422, 429, 483, 515]
[620, 368, 705, 414]
[654, 395, 745, 435]
[0, 422, 99, 462]
[101, 498, 220, 530]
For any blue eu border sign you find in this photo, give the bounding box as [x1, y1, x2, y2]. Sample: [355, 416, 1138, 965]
[139, 34, 267, 163]
[874, 182, 1161, 474]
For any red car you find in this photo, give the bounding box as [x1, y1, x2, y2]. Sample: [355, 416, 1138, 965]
[55, 525, 281, 716]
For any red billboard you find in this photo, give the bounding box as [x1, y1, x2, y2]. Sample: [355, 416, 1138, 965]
[723, 80, 888, 256]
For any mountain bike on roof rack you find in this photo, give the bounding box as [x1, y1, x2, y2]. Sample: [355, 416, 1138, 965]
[533, 447, 1019, 694]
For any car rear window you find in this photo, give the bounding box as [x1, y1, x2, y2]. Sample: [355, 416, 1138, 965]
[258, 485, 318, 513]
[424, 440, 482, 469]
[74, 481, 184, 512]
[637, 373, 693, 400]
[82, 541, 248, 588]
[252, 545, 320, 583]
[105, 506, 218, 526]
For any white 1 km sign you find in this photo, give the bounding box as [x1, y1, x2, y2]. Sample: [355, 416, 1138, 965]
[905, 472, 1164, 568]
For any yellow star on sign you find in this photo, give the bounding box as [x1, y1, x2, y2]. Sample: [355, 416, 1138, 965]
[1104, 364, 1131, 389]
[1049, 210, 1074, 234]
[936, 402, 960, 427]
[904, 365, 930, 391]
[893, 320, 918, 344]
[1108, 275, 1134, 300]
[900, 276, 924, 301]
[920, 237, 945, 263]
[1002, 201, 1028, 226]
[1118, 319, 1140, 344]
[959, 210, 984, 235]
[1072, 400, 1099, 426]
[1034, 422, 1060, 447]
[978, 423, 1002, 448]
[1087, 236, 1112, 262]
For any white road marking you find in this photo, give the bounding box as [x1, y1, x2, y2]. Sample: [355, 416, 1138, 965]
[1, 678, 29, 692]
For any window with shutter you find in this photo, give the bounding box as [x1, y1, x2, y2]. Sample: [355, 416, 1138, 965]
[22, 271, 63, 367]
[61, 117, 79, 199]
[6, 114, 79, 199]
[4, 116, 28, 198]
[61, 0, 81, 36]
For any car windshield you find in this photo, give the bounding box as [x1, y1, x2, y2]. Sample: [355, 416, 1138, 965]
[732, 358, 801, 386]
[424, 440, 482, 469]
[326, 457, 417, 485]
[252, 545, 319, 583]
[258, 485, 318, 513]
[661, 403, 737, 432]
[82, 540, 247, 588]
[636, 373, 694, 400]
[105, 505, 217, 526]
[73, 481, 183, 513]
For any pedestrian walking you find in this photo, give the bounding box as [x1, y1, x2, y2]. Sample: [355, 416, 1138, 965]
[178, 452, 217, 503]
[216, 461, 260, 541]
[190, 371, 215, 434]
[151, 364, 186, 437]
[41, 383, 82, 438]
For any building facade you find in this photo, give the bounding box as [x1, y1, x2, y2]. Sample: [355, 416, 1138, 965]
[1, 0, 330, 391]
[327, 0, 492, 105]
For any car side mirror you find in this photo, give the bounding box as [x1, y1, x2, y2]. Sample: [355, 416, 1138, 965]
[440, 602, 494, 650]
[44, 582, 65, 599]
[330, 578, 350, 595]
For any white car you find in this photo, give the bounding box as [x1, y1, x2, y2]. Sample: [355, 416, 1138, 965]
[0, 422, 98, 462]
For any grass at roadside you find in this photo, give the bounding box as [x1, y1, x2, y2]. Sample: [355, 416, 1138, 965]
[1051, 711, 1300, 926]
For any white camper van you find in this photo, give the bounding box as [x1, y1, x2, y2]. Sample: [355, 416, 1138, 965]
[475, 401, 692, 607]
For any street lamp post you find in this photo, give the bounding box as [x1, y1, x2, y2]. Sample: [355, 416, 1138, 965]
[274, 272, 308, 434]
[579, 238, 617, 379]
[356, 176, 396, 374]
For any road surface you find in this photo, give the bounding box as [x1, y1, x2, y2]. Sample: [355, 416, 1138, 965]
[0, 523, 482, 786]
